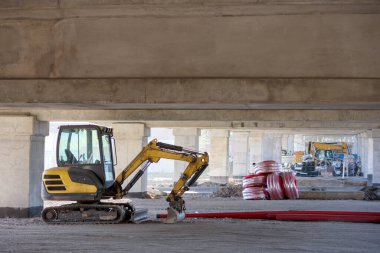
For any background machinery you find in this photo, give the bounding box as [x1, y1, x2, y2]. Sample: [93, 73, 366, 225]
[42, 125, 209, 224]
[293, 142, 358, 177]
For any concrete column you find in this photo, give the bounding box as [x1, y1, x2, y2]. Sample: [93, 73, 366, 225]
[287, 135, 295, 155]
[368, 137, 374, 180]
[249, 131, 263, 167]
[294, 134, 305, 152]
[209, 130, 230, 184]
[357, 134, 367, 177]
[112, 123, 150, 196]
[173, 128, 200, 182]
[262, 132, 282, 163]
[358, 133, 369, 177]
[231, 131, 250, 179]
[0, 116, 48, 218]
[281, 135, 288, 152]
[372, 130, 380, 185]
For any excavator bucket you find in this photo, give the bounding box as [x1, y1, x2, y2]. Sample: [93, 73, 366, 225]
[164, 207, 186, 224]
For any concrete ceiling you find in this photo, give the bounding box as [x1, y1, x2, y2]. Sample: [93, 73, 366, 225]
[0, 0, 379, 132]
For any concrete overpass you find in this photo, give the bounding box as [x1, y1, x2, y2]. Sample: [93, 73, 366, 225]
[0, 0, 380, 217]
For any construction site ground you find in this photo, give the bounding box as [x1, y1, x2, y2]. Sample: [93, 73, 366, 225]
[1, 197, 379, 253]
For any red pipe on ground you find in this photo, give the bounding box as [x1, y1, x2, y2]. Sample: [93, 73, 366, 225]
[156, 211, 380, 223]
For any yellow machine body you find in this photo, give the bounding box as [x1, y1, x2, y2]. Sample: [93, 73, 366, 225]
[43, 168, 97, 195]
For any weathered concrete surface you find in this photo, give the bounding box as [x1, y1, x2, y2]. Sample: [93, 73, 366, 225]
[51, 15, 380, 78]
[231, 131, 250, 178]
[0, 116, 48, 217]
[1, 16, 380, 78]
[297, 177, 368, 187]
[0, 79, 379, 109]
[0, 20, 55, 77]
[369, 130, 380, 185]
[209, 130, 230, 184]
[1, 1, 380, 79]
[3, 109, 380, 128]
[299, 191, 365, 200]
[0, 1, 379, 127]
[1, 0, 380, 20]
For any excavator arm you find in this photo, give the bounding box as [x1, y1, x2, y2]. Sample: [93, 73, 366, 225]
[111, 139, 209, 222]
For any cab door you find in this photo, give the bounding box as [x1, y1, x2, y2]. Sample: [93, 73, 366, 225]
[101, 133, 115, 188]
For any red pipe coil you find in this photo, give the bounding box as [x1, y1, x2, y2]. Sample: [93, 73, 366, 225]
[280, 171, 299, 199]
[243, 173, 268, 188]
[266, 173, 284, 200]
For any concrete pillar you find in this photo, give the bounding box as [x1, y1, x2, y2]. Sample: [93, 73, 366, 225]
[287, 135, 295, 155]
[262, 132, 282, 163]
[294, 134, 305, 152]
[368, 137, 374, 180]
[209, 130, 230, 184]
[358, 133, 369, 178]
[0, 116, 48, 217]
[112, 123, 150, 196]
[173, 128, 200, 182]
[357, 134, 365, 176]
[281, 135, 288, 153]
[372, 130, 380, 185]
[231, 131, 250, 179]
[249, 131, 263, 167]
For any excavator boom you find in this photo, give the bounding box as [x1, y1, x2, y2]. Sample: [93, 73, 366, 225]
[111, 139, 209, 223]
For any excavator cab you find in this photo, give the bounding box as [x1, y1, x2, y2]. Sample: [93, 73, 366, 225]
[57, 125, 116, 188]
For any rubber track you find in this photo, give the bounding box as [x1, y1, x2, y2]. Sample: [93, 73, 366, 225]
[42, 203, 128, 225]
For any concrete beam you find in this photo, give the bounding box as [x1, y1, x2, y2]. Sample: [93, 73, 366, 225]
[0, 79, 380, 109]
[1, 1, 380, 20]
[1, 109, 380, 129]
[1, 14, 380, 78]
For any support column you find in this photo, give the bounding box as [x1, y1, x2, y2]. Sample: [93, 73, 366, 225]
[368, 136, 374, 181]
[358, 133, 368, 178]
[112, 123, 150, 196]
[231, 131, 250, 179]
[173, 128, 200, 182]
[209, 130, 230, 184]
[249, 131, 263, 167]
[294, 134, 305, 152]
[287, 135, 295, 155]
[0, 116, 48, 217]
[262, 132, 282, 163]
[370, 130, 380, 185]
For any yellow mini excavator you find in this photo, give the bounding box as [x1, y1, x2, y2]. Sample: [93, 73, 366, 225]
[42, 125, 209, 224]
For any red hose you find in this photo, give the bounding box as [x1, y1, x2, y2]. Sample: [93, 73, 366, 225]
[157, 211, 380, 223]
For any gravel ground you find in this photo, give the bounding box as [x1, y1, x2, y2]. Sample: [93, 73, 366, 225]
[1, 198, 379, 253]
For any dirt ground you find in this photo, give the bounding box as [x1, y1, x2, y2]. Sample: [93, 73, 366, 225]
[1, 198, 379, 253]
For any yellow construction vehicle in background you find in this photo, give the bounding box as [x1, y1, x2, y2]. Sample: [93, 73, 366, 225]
[42, 125, 209, 224]
[308, 142, 349, 162]
[293, 142, 357, 177]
